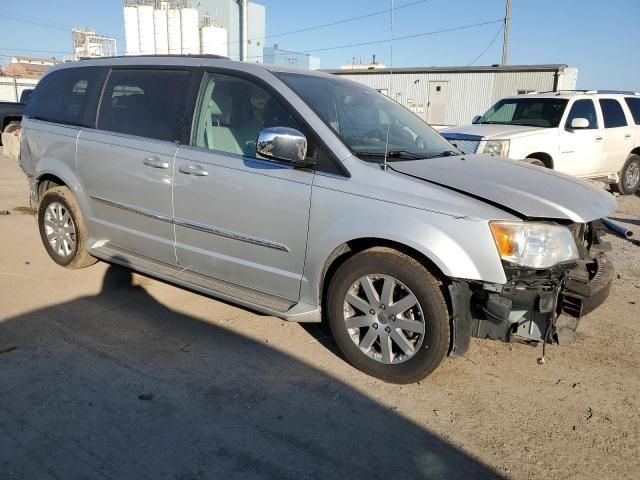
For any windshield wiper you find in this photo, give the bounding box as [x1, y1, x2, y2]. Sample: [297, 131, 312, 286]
[422, 150, 460, 159]
[356, 150, 426, 160]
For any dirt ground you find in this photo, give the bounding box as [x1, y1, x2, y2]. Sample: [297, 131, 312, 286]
[1, 153, 638, 480]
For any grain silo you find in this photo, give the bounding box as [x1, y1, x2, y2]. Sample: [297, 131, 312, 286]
[153, 2, 169, 55]
[167, 6, 182, 54]
[180, 6, 200, 55]
[137, 4, 155, 55]
[123, 3, 140, 56]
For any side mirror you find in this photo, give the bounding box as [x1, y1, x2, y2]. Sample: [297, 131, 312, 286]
[472, 115, 482, 124]
[569, 117, 589, 129]
[257, 127, 312, 167]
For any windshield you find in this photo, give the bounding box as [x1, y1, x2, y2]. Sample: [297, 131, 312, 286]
[275, 72, 458, 161]
[479, 97, 568, 128]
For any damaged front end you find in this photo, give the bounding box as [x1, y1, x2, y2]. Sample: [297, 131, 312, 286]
[449, 220, 614, 356]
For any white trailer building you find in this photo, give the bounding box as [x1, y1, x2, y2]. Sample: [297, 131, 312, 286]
[324, 64, 578, 128]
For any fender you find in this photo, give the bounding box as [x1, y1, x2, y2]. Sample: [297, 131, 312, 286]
[299, 185, 506, 307]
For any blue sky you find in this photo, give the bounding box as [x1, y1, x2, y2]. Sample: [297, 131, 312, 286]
[0, 0, 638, 90]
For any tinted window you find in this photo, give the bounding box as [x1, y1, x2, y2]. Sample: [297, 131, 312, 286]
[480, 98, 568, 128]
[599, 99, 628, 128]
[98, 69, 190, 142]
[625, 97, 640, 125]
[193, 72, 304, 157]
[24, 67, 101, 126]
[565, 99, 598, 129]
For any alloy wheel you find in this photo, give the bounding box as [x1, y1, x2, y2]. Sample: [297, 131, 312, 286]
[624, 162, 640, 190]
[343, 274, 426, 365]
[43, 202, 77, 258]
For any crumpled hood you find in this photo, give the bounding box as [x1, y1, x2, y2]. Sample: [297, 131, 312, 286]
[441, 124, 548, 139]
[390, 154, 617, 223]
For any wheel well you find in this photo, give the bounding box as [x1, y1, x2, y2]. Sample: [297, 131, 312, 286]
[630, 147, 640, 157]
[319, 238, 449, 313]
[526, 152, 553, 169]
[37, 174, 66, 200]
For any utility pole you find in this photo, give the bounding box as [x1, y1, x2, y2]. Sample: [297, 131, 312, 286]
[502, 0, 511, 65]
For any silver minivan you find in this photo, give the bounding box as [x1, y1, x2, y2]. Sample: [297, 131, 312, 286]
[20, 56, 616, 383]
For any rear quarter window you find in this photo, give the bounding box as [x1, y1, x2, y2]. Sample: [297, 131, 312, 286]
[24, 67, 102, 126]
[624, 97, 640, 125]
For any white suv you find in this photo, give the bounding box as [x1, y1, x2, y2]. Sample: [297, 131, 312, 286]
[442, 91, 640, 195]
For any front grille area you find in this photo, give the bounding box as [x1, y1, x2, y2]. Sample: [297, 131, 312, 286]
[444, 138, 480, 155]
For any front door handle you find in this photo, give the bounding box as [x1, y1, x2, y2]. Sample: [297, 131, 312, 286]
[143, 157, 170, 169]
[624, 134, 632, 139]
[595, 137, 603, 142]
[179, 164, 209, 176]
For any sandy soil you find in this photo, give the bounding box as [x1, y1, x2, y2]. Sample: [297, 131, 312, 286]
[1, 154, 638, 479]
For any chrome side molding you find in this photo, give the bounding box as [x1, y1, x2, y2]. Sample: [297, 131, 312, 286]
[90, 195, 290, 252]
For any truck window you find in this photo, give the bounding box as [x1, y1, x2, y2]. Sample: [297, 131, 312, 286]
[599, 99, 628, 128]
[624, 97, 640, 125]
[97, 69, 190, 142]
[24, 67, 102, 127]
[565, 99, 598, 129]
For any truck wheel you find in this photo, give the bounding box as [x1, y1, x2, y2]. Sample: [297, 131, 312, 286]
[613, 155, 640, 195]
[523, 157, 546, 167]
[326, 247, 450, 384]
[38, 186, 97, 269]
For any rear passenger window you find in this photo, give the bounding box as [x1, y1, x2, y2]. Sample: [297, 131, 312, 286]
[625, 97, 640, 125]
[565, 99, 598, 129]
[24, 67, 101, 126]
[599, 99, 628, 128]
[98, 69, 190, 142]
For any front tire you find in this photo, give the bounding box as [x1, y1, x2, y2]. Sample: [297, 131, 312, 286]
[326, 247, 450, 384]
[613, 154, 640, 195]
[38, 186, 97, 269]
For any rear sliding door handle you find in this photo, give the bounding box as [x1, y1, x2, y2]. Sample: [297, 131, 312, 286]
[179, 164, 209, 176]
[624, 134, 632, 139]
[143, 157, 170, 169]
[595, 137, 603, 142]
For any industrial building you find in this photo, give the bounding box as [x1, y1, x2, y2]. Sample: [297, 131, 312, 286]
[263, 44, 320, 70]
[0, 56, 60, 80]
[324, 64, 578, 127]
[123, 0, 265, 61]
[72, 28, 118, 59]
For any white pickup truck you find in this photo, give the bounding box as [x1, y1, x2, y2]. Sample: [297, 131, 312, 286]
[442, 91, 640, 195]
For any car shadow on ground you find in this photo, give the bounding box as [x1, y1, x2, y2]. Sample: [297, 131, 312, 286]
[0, 265, 501, 480]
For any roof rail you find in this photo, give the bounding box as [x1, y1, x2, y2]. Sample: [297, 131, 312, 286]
[78, 54, 230, 61]
[535, 89, 639, 96]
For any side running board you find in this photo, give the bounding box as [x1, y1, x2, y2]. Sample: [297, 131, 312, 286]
[90, 244, 296, 314]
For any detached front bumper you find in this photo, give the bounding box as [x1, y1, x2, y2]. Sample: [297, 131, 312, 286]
[449, 233, 614, 356]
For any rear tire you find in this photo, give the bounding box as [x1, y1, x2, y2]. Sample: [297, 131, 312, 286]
[38, 186, 97, 269]
[613, 154, 640, 195]
[326, 247, 450, 384]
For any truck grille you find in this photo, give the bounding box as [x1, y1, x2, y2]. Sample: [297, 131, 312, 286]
[441, 134, 482, 155]
[453, 140, 480, 154]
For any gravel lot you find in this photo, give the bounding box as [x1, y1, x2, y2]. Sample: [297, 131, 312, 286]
[1, 153, 638, 479]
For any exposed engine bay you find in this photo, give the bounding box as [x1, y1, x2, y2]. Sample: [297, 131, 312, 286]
[449, 220, 614, 356]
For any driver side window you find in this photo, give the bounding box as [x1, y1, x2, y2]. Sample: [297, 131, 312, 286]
[565, 99, 598, 129]
[192, 72, 304, 158]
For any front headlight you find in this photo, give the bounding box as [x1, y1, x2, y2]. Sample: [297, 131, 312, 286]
[483, 139, 510, 157]
[490, 222, 579, 269]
